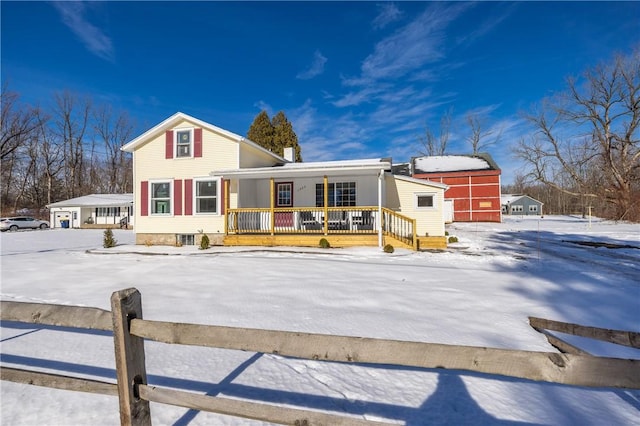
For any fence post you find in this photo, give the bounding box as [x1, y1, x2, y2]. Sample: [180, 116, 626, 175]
[111, 288, 151, 426]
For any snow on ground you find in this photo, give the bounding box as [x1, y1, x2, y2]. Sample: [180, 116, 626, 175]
[1, 215, 639, 425]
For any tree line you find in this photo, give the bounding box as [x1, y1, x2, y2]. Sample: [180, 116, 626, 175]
[1, 85, 134, 216]
[0, 90, 303, 218]
[2, 47, 636, 222]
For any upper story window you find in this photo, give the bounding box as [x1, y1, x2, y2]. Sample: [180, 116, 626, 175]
[195, 178, 219, 214]
[176, 129, 193, 158]
[151, 181, 172, 214]
[415, 193, 435, 209]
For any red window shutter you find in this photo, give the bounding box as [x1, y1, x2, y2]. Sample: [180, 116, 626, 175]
[141, 181, 149, 216]
[184, 179, 193, 215]
[220, 179, 225, 215]
[174, 179, 183, 215]
[194, 128, 203, 158]
[165, 130, 174, 159]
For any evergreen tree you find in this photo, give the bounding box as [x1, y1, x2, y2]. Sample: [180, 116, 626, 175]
[272, 111, 303, 162]
[247, 110, 275, 152]
[247, 110, 303, 162]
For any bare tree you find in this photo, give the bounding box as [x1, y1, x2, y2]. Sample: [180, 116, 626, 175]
[419, 109, 451, 156]
[34, 109, 65, 206]
[466, 113, 501, 154]
[0, 83, 40, 160]
[515, 49, 640, 220]
[52, 91, 91, 198]
[93, 105, 134, 193]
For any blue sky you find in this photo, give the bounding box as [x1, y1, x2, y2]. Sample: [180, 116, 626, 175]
[2, 1, 638, 184]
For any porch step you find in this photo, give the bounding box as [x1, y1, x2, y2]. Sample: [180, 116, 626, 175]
[417, 236, 448, 250]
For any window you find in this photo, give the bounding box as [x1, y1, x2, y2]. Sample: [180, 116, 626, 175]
[529, 205, 538, 212]
[511, 205, 523, 213]
[176, 129, 192, 158]
[276, 182, 293, 207]
[151, 181, 171, 214]
[195, 178, 218, 214]
[315, 182, 356, 207]
[415, 193, 435, 209]
[177, 234, 194, 246]
[97, 207, 120, 217]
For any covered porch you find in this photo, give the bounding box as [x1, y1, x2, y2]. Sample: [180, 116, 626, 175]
[215, 160, 422, 250]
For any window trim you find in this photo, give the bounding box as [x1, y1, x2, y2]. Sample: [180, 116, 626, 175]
[193, 177, 221, 215]
[175, 128, 194, 158]
[415, 193, 436, 210]
[276, 182, 294, 207]
[150, 179, 173, 216]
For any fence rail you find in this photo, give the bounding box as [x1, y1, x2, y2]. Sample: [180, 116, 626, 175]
[1, 290, 639, 426]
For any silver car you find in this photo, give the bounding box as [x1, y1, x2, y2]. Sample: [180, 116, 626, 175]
[0, 216, 50, 232]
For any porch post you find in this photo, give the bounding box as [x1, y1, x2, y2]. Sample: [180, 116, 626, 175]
[224, 179, 229, 235]
[270, 178, 275, 236]
[323, 175, 329, 235]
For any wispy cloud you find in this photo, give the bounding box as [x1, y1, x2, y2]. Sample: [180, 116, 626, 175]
[253, 100, 273, 115]
[359, 3, 470, 83]
[372, 3, 403, 30]
[52, 2, 114, 62]
[296, 50, 327, 80]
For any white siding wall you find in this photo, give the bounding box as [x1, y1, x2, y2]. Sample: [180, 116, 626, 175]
[234, 175, 381, 208]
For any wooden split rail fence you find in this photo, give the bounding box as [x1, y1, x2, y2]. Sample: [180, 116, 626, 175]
[1, 288, 639, 426]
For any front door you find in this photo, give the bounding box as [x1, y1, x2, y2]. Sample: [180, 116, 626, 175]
[274, 182, 294, 228]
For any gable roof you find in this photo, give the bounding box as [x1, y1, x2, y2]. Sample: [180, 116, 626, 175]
[120, 112, 287, 162]
[501, 194, 544, 205]
[47, 193, 133, 208]
[412, 153, 500, 174]
[212, 158, 393, 179]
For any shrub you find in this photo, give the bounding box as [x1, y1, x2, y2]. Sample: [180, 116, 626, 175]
[144, 239, 153, 247]
[445, 231, 449, 236]
[383, 244, 394, 253]
[319, 238, 330, 248]
[448, 236, 459, 243]
[103, 229, 117, 248]
[175, 240, 183, 247]
[200, 234, 210, 250]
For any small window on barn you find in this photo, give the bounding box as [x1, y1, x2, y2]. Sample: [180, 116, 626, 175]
[415, 193, 435, 209]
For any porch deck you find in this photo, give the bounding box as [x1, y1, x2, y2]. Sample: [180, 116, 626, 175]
[224, 206, 445, 250]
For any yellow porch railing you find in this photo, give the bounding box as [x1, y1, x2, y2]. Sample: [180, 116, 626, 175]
[226, 207, 379, 235]
[226, 206, 416, 249]
[381, 208, 417, 250]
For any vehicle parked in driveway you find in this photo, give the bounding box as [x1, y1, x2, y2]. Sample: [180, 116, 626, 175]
[0, 216, 50, 232]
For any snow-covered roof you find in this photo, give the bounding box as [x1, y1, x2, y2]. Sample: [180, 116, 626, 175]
[47, 194, 133, 208]
[413, 154, 499, 174]
[212, 158, 391, 179]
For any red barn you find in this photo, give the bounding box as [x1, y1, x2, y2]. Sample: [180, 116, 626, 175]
[411, 153, 502, 222]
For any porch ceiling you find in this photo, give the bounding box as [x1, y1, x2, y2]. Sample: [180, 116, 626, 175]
[212, 159, 391, 180]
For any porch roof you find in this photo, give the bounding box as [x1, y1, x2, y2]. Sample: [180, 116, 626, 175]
[212, 158, 392, 179]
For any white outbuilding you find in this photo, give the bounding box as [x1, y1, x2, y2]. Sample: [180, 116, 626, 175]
[46, 194, 133, 229]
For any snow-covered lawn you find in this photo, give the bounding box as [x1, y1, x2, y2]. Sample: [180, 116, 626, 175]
[1, 216, 639, 425]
